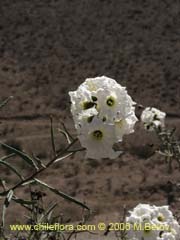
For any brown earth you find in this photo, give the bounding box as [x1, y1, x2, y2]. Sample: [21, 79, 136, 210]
[0, 0, 180, 239]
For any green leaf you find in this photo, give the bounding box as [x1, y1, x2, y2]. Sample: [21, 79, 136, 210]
[12, 197, 32, 212]
[59, 121, 74, 142]
[32, 154, 46, 169]
[0, 179, 7, 191]
[0, 96, 13, 109]
[59, 129, 71, 144]
[4, 190, 13, 207]
[38, 202, 57, 223]
[54, 153, 73, 163]
[2, 190, 13, 227]
[0, 160, 24, 180]
[0, 180, 7, 197]
[0, 153, 16, 161]
[21, 179, 36, 186]
[0, 191, 7, 197]
[50, 116, 57, 156]
[34, 178, 90, 211]
[12, 197, 35, 205]
[0, 143, 38, 170]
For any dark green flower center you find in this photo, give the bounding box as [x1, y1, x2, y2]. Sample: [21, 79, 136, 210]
[87, 116, 94, 123]
[83, 101, 95, 110]
[91, 96, 97, 101]
[144, 228, 151, 233]
[106, 96, 115, 107]
[157, 215, 165, 222]
[102, 116, 107, 122]
[153, 114, 160, 121]
[92, 130, 103, 140]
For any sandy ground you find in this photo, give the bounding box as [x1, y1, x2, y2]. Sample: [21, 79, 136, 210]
[0, 0, 180, 239]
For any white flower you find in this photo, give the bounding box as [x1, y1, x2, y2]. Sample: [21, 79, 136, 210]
[126, 204, 160, 240]
[69, 87, 97, 127]
[137, 223, 160, 240]
[76, 107, 98, 132]
[81, 76, 119, 92]
[78, 117, 121, 159]
[127, 204, 154, 222]
[157, 232, 176, 240]
[69, 76, 137, 159]
[93, 86, 135, 121]
[153, 206, 180, 239]
[126, 204, 180, 240]
[114, 113, 137, 142]
[168, 219, 180, 238]
[153, 206, 174, 224]
[141, 107, 166, 131]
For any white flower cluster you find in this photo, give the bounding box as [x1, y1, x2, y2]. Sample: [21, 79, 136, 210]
[126, 204, 180, 240]
[69, 76, 137, 159]
[141, 107, 166, 131]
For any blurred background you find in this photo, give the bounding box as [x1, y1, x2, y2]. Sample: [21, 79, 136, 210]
[0, 0, 180, 231]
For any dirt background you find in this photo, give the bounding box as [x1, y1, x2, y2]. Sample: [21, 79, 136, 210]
[0, 0, 180, 239]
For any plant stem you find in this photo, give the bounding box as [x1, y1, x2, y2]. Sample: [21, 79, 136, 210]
[3, 138, 78, 194]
